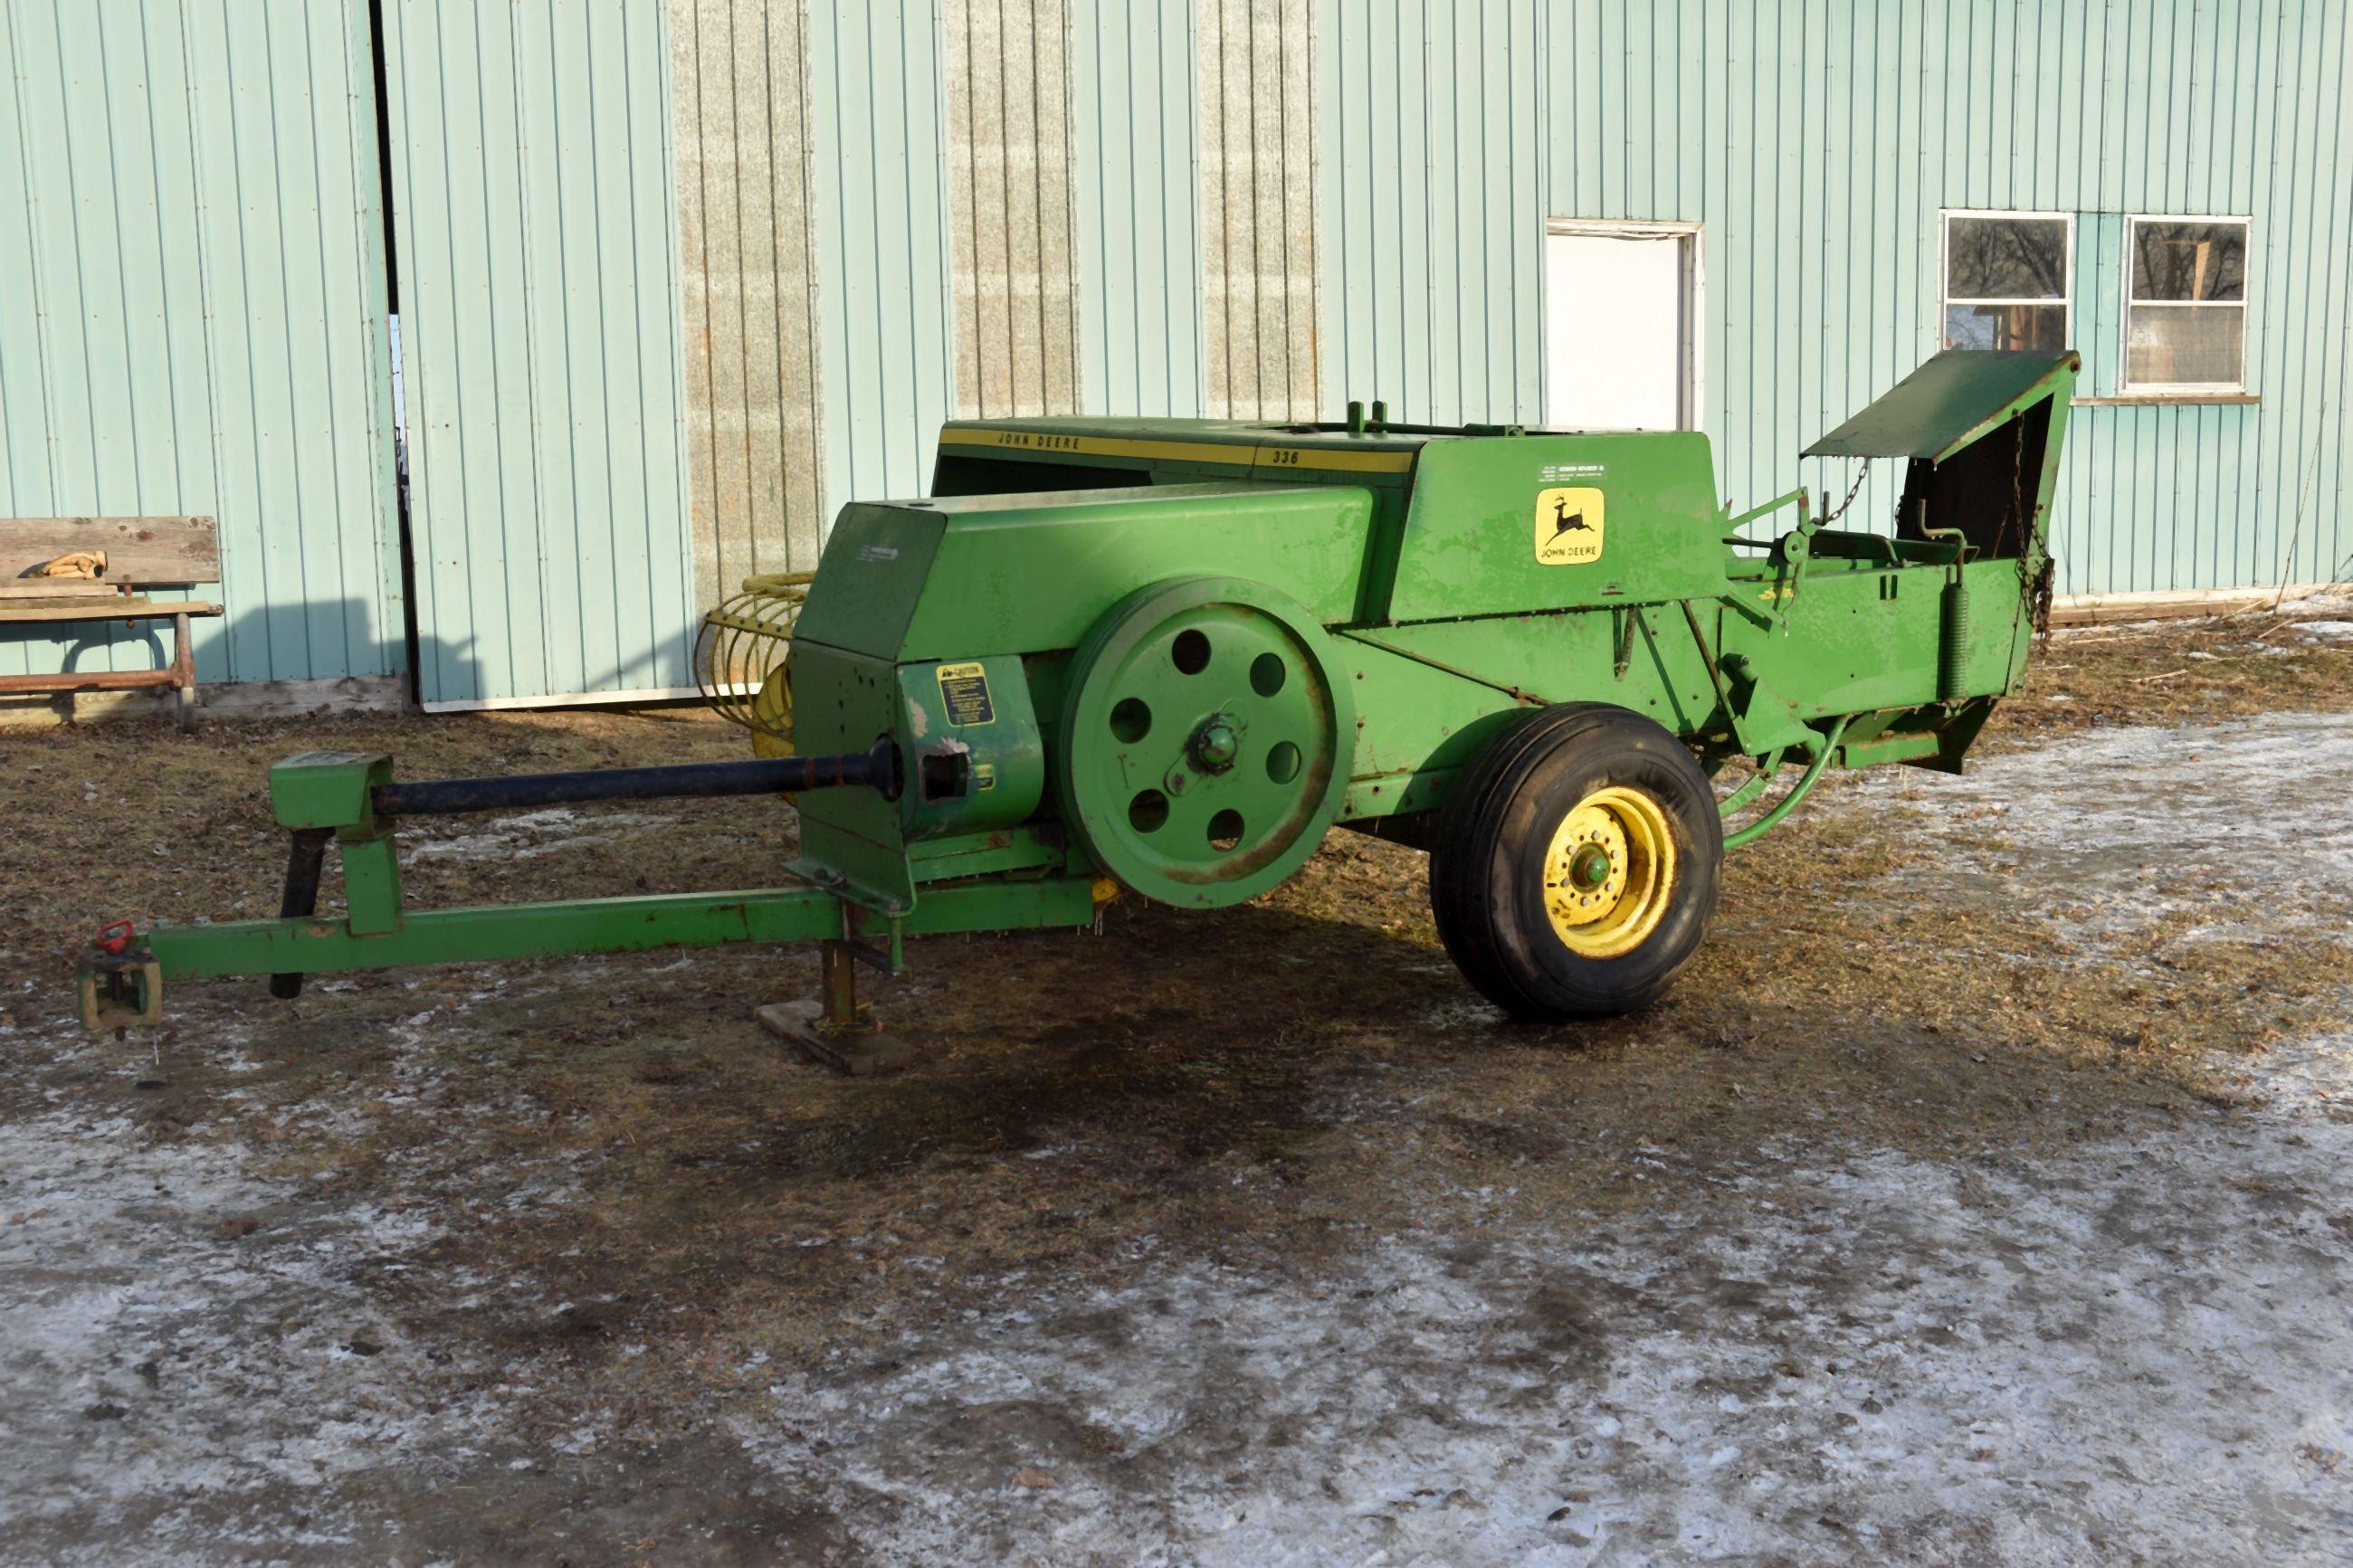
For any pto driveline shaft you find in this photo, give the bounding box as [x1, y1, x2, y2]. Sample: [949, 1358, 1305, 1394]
[369, 741, 897, 818]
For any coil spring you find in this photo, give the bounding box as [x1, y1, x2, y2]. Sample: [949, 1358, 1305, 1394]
[692, 572, 811, 742]
[1937, 575, 1971, 702]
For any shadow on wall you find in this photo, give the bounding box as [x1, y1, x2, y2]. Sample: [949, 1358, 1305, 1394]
[0, 602, 481, 723]
[5, 595, 700, 717]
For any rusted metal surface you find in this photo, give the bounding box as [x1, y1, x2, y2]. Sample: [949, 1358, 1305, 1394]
[945, 0, 1082, 419]
[1198, 0, 1319, 421]
[672, 0, 826, 600]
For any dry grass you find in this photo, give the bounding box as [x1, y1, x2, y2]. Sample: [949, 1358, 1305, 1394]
[1996, 600, 2353, 738]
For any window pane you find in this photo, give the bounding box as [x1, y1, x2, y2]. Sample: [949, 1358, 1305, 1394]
[1944, 303, 2067, 352]
[2131, 222, 2246, 301]
[1946, 216, 2069, 299]
[2126, 305, 2244, 385]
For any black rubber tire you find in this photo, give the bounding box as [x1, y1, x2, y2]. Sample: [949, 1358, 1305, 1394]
[1429, 702, 1722, 1022]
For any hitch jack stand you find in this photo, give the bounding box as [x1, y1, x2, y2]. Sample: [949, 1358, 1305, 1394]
[756, 937, 916, 1078]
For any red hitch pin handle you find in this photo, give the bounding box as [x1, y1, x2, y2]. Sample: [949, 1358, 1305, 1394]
[94, 919, 136, 955]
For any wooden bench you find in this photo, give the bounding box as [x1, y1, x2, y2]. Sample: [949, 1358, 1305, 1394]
[0, 517, 223, 729]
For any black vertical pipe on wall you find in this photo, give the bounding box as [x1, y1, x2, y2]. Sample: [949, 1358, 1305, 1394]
[366, 0, 423, 708]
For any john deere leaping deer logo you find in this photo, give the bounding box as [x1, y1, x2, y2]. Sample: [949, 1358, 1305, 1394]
[1533, 486, 1605, 565]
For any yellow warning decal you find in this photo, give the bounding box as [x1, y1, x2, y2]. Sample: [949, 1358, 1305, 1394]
[1534, 487, 1605, 565]
[937, 660, 996, 727]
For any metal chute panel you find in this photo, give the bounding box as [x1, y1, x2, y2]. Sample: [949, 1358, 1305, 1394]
[1805, 349, 2081, 562]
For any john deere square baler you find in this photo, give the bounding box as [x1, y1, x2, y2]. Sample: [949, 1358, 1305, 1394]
[80, 349, 2077, 1067]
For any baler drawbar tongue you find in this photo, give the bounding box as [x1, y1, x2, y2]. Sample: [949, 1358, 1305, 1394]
[252, 740, 904, 1003]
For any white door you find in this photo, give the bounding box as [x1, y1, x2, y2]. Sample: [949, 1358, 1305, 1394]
[1543, 228, 1698, 431]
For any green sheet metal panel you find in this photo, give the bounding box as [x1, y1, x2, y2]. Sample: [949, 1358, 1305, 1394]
[794, 481, 1376, 660]
[0, 0, 401, 689]
[1804, 351, 2078, 461]
[1386, 433, 1726, 622]
[382, 0, 695, 707]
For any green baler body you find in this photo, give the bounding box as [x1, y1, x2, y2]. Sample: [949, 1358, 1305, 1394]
[791, 349, 2076, 911]
[97, 349, 2076, 1003]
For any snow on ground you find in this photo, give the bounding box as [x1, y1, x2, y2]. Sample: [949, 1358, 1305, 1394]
[0, 1000, 583, 1563]
[738, 1036, 2353, 1564]
[399, 804, 674, 864]
[1850, 710, 2353, 946]
[718, 714, 2353, 1563]
[0, 1096, 500, 1558]
[5, 712, 2351, 1563]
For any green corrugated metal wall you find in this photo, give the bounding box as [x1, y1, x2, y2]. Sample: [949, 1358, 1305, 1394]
[1321, 0, 1543, 431]
[0, 0, 401, 689]
[1323, 0, 2353, 597]
[383, 0, 696, 708]
[1073, 0, 1203, 418]
[805, 1, 958, 516]
[9, 1, 2348, 712]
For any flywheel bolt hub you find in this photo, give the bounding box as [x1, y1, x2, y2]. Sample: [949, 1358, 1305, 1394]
[1188, 715, 1242, 773]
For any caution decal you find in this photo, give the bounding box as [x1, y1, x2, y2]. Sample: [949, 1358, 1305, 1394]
[936, 660, 996, 727]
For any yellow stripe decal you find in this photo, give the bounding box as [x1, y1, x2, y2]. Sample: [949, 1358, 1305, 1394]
[939, 425, 1415, 475]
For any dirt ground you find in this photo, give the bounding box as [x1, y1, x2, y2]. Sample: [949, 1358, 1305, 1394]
[3, 601, 2352, 1565]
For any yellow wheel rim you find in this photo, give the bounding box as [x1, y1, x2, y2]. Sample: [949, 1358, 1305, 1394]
[1542, 784, 1678, 957]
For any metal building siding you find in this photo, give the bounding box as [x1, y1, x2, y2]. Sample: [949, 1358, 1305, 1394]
[945, 0, 1083, 418]
[1319, 0, 1544, 429]
[0, 0, 400, 687]
[1199, 0, 1319, 421]
[382, 0, 697, 707]
[1070, 0, 1202, 418]
[672, 0, 826, 596]
[1323, 0, 2351, 599]
[805, 1, 957, 516]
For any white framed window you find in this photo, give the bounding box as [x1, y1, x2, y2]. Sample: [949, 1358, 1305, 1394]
[1940, 210, 2073, 352]
[2122, 215, 2250, 393]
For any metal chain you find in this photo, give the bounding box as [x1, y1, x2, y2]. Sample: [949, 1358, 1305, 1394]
[2008, 426, 2056, 640]
[1822, 459, 1872, 525]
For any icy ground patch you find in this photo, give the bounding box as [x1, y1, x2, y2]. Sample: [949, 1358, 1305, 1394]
[5, 712, 2351, 1563]
[399, 804, 674, 864]
[720, 717, 2353, 1563]
[0, 1022, 537, 1564]
[1851, 710, 2353, 945]
[739, 1038, 2353, 1565]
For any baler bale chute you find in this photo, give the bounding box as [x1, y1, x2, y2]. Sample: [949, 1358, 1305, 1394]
[81, 349, 2079, 1069]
